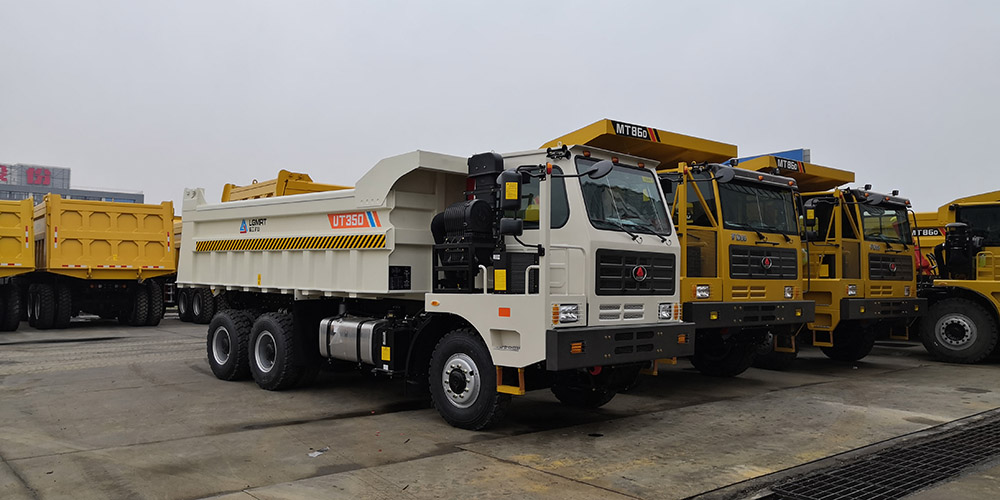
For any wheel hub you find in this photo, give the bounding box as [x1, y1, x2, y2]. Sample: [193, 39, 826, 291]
[937, 314, 976, 349]
[212, 326, 232, 365]
[254, 331, 277, 373]
[441, 353, 479, 409]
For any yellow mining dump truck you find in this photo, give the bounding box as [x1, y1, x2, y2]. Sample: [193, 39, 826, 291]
[544, 120, 815, 376]
[911, 190, 1000, 362]
[0, 199, 35, 331]
[177, 171, 352, 323]
[740, 157, 925, 364]
[24, 194, 176, 329]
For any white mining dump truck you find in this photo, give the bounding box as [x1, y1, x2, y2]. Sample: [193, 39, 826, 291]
[178, 145, 694, 429]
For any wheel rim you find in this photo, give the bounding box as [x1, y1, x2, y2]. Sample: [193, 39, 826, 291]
[212, 326, 232, 365]
[192, 294, 202, 317]
[441, 353, 480, 409]
[936, 313, 977, 350]
[254, 330, 277, 373]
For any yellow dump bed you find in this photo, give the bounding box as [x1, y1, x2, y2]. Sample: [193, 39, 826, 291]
[221, 169, 351, 202]
[0, 199, 35, 278]
[735, 156, 855, 192]
[34, 195, 175, 280]
[541, 119, 737, 167]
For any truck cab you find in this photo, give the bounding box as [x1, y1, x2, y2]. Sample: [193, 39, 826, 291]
[543, 120, 815, 376]
[912, 190, 1000, 363]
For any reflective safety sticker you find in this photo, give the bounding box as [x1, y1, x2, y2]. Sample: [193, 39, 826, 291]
[195, 234, 386, 252]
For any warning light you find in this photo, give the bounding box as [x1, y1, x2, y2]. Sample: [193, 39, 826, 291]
[677, 334, 688, 344]
[611, 156, 619, 164]
[582, 150, 591, 157]
[570, 342, 584, 354]
[638, 162, 645, 168]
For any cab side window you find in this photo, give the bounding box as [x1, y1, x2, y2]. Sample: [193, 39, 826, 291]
[513, 168, 569, 229]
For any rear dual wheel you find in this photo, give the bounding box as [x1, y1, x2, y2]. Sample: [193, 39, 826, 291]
[0, 284, 21, 331]
[208, 309, 254, 380]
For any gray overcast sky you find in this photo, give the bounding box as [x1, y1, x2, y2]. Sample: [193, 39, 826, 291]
[1, 1, 997, 212]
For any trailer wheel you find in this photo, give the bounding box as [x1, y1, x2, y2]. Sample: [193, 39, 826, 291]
[145, 280, 164, 326]
[821, 322, 877, 362]
[177, 289, 193, 322]
[920, 298, 998, 364]
[126, 286, 150, 326]
[207, 309, 254, 381]
[53, 284, 72, 329]
[0, 284, 21, 331]
[690, 329, 755, 377]
[752, 332, 797, 371]
[31, 283, 56, 330]
[249, 312, 303, 390]
[428, 328, 510, 430]
[192, 289, 215, 324]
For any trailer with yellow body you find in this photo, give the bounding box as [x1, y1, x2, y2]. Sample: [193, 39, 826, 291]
[23, 194, 175, 328]
[911, 190, 1000, 362]
[543, 120, 815, 376]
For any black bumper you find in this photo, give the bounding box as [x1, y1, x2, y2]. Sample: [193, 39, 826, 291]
[546, 322, 696, 371]
[684, 300, 815, 329]
[840, 297, 926, 321]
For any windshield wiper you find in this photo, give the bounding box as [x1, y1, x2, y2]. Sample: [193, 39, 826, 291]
[603, 219, 640, 242]
[755, 222, 793, 243]
[620, 218, 667, 242]
[728, 222, 777, 244]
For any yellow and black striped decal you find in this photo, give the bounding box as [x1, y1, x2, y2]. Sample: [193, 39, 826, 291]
[195, 234, 386, 252]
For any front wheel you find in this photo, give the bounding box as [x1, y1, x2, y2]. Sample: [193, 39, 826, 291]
[429, 328, 510, 430]
[691, 329, 756, 377]
[821, 322, 876, 362]
[920, 298, 998, 364]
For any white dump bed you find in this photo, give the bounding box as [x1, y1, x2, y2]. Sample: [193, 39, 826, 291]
[178, 151, 469, 299]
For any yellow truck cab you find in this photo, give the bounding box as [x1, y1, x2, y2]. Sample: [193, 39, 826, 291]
[742, 156, 924, 362]
[544, 120, 815, 376]
[912, 190, 1000, 363]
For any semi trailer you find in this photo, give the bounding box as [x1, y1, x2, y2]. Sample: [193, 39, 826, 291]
[178, 146, 695, 429]
[22, 194, 175, 328]
[912, 190, 1000, 363]
[741, 157, 924, 365]
[542, 120, 815, 376]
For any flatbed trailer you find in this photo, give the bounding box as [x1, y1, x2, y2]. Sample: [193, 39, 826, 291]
[179, 147, 694, 429]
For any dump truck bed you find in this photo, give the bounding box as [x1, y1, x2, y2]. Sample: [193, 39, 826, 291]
[0, 199, 34, 278]
[34, 195, 176, 280]
[178, 150, 468, 299]
[221, 169, 352, 202]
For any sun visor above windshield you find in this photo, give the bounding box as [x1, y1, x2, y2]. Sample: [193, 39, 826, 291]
[541, 119, 736, 169]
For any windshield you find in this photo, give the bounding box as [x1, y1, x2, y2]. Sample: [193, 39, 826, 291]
[718, 181, 797, 234]
[861, 204, 912, 244]
[577, 157, 672, 236]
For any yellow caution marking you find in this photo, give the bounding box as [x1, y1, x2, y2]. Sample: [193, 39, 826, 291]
[195, 233, 387, 252]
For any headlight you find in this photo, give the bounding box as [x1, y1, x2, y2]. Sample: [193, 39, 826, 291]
[784, 286, 794, 299]
[904, 285, 911, 297]
[658, 303, 672, 320]
[695, 285, 710, 299]
[559, 304, 579, 323]
[847, 284, 857, 296]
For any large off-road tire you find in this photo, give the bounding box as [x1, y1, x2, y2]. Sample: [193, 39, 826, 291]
[31, 283, 56, 330]
[920, 298, 999, 364]
[429, 328, 510, 430]
[249, 312, 304, 390]
[145, 280, 164, 326]
[126, 286, 150, 326]
[753, 332, 798, 371]
[53, 283, 72, 329]
[821, 322, 877, 362]
[207, 309, 254, 381]
[192, 288, 215, 324]
[177, 289, 193, 322]
[0, 284, 21, 331]
[691, 330, 756, 377]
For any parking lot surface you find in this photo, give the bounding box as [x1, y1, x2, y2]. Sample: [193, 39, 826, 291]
[1, 316, 998, 499]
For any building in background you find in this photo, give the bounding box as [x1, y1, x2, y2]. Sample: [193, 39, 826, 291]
[0, 163, 143, 204]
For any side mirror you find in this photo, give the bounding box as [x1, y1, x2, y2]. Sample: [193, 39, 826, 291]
[583, 160, 615, 180]
[712, 166, 736, 183]
[804, 230, 820, 241]
[497, 170, 522, 211]
[500, 218, 523, 236]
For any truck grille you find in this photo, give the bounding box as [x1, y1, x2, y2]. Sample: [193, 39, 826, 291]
[729, 246, 798, 280]
[596, 250, 676, 296]
[869, 253, 914, 281]
[598, 303, 645, 321]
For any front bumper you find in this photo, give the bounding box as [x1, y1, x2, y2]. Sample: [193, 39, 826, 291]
[684, 300, 815, 329]
[545, 321, 695, 371]
[840, 297, 926, 321]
